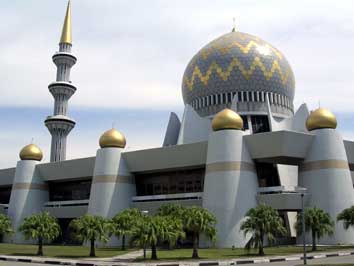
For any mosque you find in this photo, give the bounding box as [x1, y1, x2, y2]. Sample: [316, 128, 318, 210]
[0, 1, 354, 247]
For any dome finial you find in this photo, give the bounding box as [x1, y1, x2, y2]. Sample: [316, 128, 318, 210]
[99, 128, 126, 148]
[306, 107, 337, 131]
[232, 17, 237, 32]
[19, 144, 43, 161]
[60, 0, 72, 44]
[212, 109, 243, 131]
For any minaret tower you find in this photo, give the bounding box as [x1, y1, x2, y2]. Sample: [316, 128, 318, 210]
[45, 1, 76, 162]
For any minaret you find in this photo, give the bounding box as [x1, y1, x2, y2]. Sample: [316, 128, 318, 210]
[45, 1, 76, 162]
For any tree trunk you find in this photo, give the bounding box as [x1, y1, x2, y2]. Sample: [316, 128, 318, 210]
[37, 236, 43, 256]
[90, 238, 96, 257]
[122, 234, 126, 251]
[258, 232, 265, 256]
[151, 243, 158, 260]
[143, 244, 146, 259]
[312, 231, 317, 251]
[192, 232, 199, 259]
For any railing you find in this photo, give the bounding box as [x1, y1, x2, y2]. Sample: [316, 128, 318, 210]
[132, 192, 203, 202]
[44, 199, 89, 208]
[258, 186, 304, 194]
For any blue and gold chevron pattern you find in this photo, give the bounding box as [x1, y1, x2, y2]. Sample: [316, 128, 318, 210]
[182, 31, 295, 105]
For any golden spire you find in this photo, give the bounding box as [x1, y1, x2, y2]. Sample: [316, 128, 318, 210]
[60, 1, 72, 44]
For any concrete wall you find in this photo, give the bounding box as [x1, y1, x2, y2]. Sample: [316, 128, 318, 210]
[0, 168, 15, 186]
[123, 141, 207, 173]
[37, 157, 95, 181]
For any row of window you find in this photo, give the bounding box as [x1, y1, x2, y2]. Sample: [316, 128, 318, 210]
[135, 168, 205, 196]
[190, 91, 292, 110]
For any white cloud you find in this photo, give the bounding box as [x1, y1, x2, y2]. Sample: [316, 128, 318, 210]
[1, 0, 354, 112]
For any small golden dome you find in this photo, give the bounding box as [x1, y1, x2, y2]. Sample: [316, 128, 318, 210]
[19, 144, 43, 161]
[99, 129, 126, 148]
[212, 108, 243, 131]
[306, 108, 337, 131]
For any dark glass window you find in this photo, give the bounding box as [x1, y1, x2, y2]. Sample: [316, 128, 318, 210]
[255, 163, 280, 187]
[248, 92, 252, 101]
[0, 186, 11, 204]
[237, 92, 241, 101]
[49, 179, 92, 201]
[240, 115, 248, 130]
[227, 93, 232, 102]
[251, 115, 270, 134]
[135, 168, 205, 196]
[242, 92, 247, 101]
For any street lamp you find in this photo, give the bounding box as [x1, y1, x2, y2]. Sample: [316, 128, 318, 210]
[296, 187, 307, 265]
[141, 210, 149, 259]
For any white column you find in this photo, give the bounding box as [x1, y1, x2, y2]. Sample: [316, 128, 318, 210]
[7, 160, 48, 243]
[202, 130, 259, 248]
[299, 128, 354, 244]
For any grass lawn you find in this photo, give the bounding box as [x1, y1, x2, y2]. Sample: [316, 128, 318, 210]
[0, 243, 132, 258]
[136, 245, 354, 261]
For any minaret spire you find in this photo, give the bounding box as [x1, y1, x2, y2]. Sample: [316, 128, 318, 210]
[60, 0, 72, 44]
[45, 1, 77, 162]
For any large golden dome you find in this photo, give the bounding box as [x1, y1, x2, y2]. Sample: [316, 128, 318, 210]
[182, 30, 295, 116]
[99, 128, 126, 148]
[212, 108, 243, 131]
[19, 144, 43, 161]
[306, 108, 337, 131]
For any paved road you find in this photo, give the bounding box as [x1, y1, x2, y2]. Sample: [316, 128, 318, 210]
[240, 254, 354, 265]
[0, 255, 354, 265]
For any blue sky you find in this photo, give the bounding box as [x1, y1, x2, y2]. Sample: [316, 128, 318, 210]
[1, 0, 354, 168]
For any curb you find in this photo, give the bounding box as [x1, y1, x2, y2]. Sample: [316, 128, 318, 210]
[0, 251, 354, 266]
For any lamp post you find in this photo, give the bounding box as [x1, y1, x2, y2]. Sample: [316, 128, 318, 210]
[301, 193, 307, 265]
[296, 187, 307, 265]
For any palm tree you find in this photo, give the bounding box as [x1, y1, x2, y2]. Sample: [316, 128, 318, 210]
[158, 203, 186, 248]
[111, 208, 142, 250]
[183, 206, 217, 259]
[19, 212, 60, 256]
[130, 215, 184, 260]
[337, 206, 354, 230]
[296, 207, 334, 251]
[157, 203, 185, 218]
[70, 215, 110, 257]
[240, 204, 287, 256]
[0, 214, 13, 241]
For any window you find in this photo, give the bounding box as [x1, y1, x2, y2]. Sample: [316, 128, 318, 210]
[255, 163, 280, 187]
[237, 92, 241, 101]
[242, 91, 247, 101]
[135, 168, 205, 196]
[0, 186, 11, 204]
[49, 179, 92, 201]
[240, 115, 249, 130]
[251, 115, 270, 133]
[228, 93, 232, 102]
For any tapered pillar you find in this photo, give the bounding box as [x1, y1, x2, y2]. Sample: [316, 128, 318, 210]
[7, 144, 48, 243]
[299, 108, 354, 244]
[88, 129, 135, 218]
[202, 109, 259, 247]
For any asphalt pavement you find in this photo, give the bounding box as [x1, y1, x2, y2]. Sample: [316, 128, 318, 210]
[0, 254, 353, 266]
